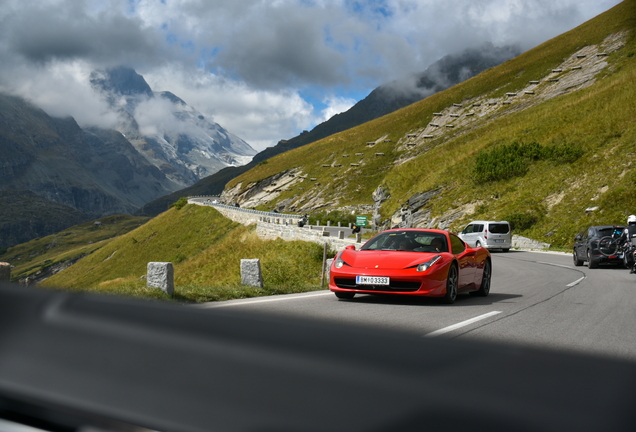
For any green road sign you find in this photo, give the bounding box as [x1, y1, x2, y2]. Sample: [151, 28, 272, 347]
[356, 216, 368, 227]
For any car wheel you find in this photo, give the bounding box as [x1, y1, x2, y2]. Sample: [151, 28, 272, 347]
[587, 249, 598, 269]
[573, 250, 584, 266]
[475, 241, 482, 248]
[443, 264, 458, 304]
[502, 248, 510, 253]
[471, 259, 491, 297]
[335, 291, 355, 299]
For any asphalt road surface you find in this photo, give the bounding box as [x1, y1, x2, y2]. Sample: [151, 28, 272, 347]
[198, 250, 636, 362]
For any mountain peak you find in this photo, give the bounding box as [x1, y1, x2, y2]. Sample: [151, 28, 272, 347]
[89, 66, 153, 98]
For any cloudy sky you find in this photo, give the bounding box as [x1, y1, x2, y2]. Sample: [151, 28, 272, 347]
[0, 0, 622, 151]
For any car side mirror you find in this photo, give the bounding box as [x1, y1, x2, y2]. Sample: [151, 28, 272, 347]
[574, 234, 582, 241]
[345, 245, 356, 250]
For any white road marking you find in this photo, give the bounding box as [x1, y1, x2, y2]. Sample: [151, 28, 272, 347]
[196, 291, 333, 308]
[424, 311, 502, 337]
[536, 261, 586, 287]
[566, 276, 585, 287]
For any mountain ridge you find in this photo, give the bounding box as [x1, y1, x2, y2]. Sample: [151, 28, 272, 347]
[90, 66, 257, 187]
[135, 42, 520, 216]
[218, 0, 636, 247]
[0, 92, 180, 215]
[0, 67, 256, 247]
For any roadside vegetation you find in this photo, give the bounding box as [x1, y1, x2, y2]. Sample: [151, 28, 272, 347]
[39, 204, 329, 302]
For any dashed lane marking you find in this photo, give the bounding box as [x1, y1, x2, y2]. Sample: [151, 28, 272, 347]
[424, 311, 502, 337]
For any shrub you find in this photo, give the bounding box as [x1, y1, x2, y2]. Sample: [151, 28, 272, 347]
[473, 141, 583, 182]
[473, 141, 534, 182]
[541, 143, 584, 163]
[504, 212, 539, 231]
[170, 197, 188, 210]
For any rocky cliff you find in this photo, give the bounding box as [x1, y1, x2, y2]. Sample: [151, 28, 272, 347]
[0, 93, 180, 218]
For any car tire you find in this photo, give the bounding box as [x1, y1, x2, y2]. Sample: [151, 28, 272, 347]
[475, 241, 482, 247]
[502, 248, 510, 253]
[471, 259, 491, 297]
[573, 250, 584, 266]
[334, 291, 355, 299]
[587, 250, 598, 269]
[443, 264, 458, 304]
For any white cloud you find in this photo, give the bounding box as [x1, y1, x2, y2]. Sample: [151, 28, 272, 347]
[0, 59, 119, 129]
[134, 96, 183, 137]
[143, 64, 315, 149]
[0, 0, 624, 151]
[319, 95, 356, 124]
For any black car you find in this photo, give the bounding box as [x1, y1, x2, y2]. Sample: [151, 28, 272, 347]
[573, 225, 626, 268]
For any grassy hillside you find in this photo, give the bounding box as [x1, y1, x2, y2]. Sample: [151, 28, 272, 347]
[40, 204, 328, 302]
[0, 214, 149, 281]
[225, 0, 636, 248]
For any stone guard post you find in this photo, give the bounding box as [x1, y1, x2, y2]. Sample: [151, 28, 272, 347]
[147, 262, 174, 296]
[241, 259, 264, 288]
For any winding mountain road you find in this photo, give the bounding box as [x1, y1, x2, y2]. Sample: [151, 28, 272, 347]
[198, 250, 636, 362]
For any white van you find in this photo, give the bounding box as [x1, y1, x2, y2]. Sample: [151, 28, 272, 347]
[459, 220, 512, 252]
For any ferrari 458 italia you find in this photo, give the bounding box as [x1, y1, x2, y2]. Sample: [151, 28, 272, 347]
[329, 229, 492, 304]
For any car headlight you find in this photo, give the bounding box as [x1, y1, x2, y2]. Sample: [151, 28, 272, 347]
[334, 253, 349, 268]
[417, 255, 442, 272]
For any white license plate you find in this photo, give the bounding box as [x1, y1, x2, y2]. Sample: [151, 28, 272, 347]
[494, 239, 505, 243]
[356, 276, 390, 285]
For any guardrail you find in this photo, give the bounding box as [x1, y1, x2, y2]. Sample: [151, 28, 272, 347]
[189, 196, 303, 220]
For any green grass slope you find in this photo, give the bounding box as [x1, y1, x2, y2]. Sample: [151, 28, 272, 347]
[224, 0, 636, 248]
[40, 204, 328, 302]
[0, 214, 149, 282]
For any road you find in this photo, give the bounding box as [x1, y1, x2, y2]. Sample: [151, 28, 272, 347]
[198, 250, 636, 362]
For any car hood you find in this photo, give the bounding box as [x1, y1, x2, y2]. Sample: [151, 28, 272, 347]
[340, 250, 440, 270]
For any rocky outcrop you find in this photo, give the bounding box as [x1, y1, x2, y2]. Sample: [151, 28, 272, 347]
[19, 254, 87, 286]
[372, 186, 391, 229]
[221, 169, 303, 208]
[390, 189, 442, 229]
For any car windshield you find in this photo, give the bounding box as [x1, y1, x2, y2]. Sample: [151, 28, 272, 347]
[361, 231, 447, 252]
[489, 223, 510, 234]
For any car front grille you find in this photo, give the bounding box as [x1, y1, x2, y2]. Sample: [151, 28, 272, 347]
[334, 278, 420, 292]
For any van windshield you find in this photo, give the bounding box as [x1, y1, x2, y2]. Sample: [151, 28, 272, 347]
[489, 223, 510, 234]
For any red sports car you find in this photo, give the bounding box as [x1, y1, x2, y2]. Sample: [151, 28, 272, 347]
[329, 228, 491, 303]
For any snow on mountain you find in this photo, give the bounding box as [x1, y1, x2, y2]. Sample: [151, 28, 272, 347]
[90, 67, 256, 187]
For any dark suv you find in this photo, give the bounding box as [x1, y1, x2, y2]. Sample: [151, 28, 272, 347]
[573, 225, 626, 268]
